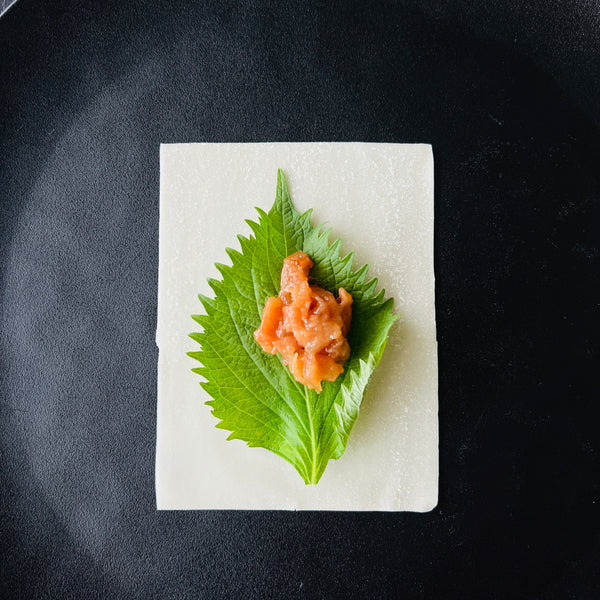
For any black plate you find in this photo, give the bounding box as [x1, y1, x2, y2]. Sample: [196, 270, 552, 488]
[1, 1, 598, 598]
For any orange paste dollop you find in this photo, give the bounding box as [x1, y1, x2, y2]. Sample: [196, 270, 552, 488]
[254, 251, 353, 392]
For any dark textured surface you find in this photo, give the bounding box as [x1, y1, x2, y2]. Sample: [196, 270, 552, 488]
[1, 1, 599, 598]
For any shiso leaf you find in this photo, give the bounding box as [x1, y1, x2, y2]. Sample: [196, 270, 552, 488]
[189, 170, 398, 484]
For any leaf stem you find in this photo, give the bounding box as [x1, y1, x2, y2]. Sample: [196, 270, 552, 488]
[304, 386, 318, 484]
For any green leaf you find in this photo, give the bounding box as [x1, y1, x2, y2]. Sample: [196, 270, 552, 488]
[189, 170, 398, 484]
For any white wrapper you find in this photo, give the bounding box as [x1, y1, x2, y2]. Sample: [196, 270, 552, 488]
[156, 143, 437, 511]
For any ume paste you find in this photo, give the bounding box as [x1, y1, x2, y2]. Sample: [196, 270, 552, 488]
[254, 251, 353, 392]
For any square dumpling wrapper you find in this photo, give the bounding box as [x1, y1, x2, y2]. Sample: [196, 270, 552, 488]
[156, 142, 437, 511]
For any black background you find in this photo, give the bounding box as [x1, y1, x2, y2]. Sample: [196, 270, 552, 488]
[1, 1, 599, 598]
